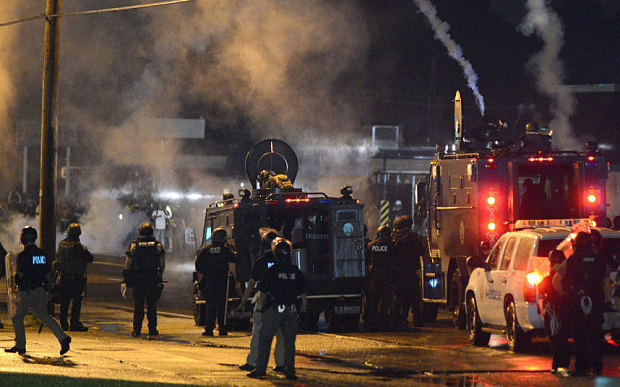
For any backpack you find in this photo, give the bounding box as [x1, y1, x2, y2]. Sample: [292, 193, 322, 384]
[563, 251, 605, 316]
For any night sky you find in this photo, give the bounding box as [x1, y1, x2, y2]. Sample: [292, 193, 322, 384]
[356, 0, 620, 146]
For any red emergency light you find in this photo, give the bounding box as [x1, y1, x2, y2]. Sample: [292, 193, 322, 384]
[528, 157, 554, 162]
[285, 198, 310, 204]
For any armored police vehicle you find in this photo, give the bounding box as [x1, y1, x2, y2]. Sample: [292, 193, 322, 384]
[193, 139, 366, 331]
[416, 91, 609, 329]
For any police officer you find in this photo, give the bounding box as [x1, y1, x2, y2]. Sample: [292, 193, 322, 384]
[392, 215, 425, 328]
[553, 232, 611, 376]
[195, 228, 237, 337]
[364, 225, 395, 331]
[248, 238, 307, 380]
[237, 228, 285, 372]
[540, 249, 570, 376]
[4, 227, 71, 355]
[124, 221, 165, 339]
[54, 223, 94, 331]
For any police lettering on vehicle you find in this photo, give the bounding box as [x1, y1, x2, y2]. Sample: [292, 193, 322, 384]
[278, 272, 296, 280]
[209, 246, 222, 254]
[484, 289, 502, 301]
[32, 255, 46, 265]
[371, 245, 388, 252]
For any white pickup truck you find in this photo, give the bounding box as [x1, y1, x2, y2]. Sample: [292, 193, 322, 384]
[465, 224, 620, 351]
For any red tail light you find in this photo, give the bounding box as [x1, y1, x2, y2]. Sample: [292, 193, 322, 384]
[524, 272, 542, 302]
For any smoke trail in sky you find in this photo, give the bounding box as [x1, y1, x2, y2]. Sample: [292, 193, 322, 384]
[413, 0, 485, 116]
[519, 0, 580, 150]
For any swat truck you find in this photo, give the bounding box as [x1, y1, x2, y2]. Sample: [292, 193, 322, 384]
[416, 91, 609, 329]
[193, 139, 366, 331]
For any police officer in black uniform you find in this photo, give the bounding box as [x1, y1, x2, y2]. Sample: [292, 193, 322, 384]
[195, 228, 237, 337]
[364, 225, 395, 331]
[54, 223, 94, 331]
[248, 237, 307, 380]
[392, 215, 425, 328]
[4, 227, 71, 355]
[124, 221, 165, 339]
[553, 232, 611, 376]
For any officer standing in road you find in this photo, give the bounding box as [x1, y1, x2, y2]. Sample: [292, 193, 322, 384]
[195, 228, 237, 337]
[4, 227, 71, 355]
[248, 237, 307, 380]
[364, 225, 395, 331]
[123, 221, 165, 339]
[54, 223, 94, 332]
[237, 228, 286, 372]
[539, 249, 570, 376]
[553, 232, 611, 376]
[392, 215, 425, 328]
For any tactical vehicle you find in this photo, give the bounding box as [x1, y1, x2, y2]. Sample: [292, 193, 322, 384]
[193, 139, 366, 331]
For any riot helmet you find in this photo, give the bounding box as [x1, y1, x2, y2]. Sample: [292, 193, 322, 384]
[259, 227, 279, 250]
[138, 220, 154, 237]
[590, 229, 603, 250]
[525, 122, 539, 133]
[66, 223, 81, 237]
[377, 225, 391, 239]
[211, 228, 227, 244]
[548, 249, 565, 266]
[20, 226, 37, 245]
[572, 231, 593, 252]
[394, 215, 412, 230]
[271, 237, 292, 262]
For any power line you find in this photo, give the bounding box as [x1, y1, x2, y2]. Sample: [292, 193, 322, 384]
[0, 0, 193, 27]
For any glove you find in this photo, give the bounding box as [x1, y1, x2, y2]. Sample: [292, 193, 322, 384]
[120, 283, 128, 299]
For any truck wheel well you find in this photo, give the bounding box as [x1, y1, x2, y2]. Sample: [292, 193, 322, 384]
[503, 294, 514, 318]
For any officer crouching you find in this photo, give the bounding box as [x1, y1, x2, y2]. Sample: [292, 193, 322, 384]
[123, 221, 165, 339]
[248, 237, 307, 380]
[54, 223, 94, 331]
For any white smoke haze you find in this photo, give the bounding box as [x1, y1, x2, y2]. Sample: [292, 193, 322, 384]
[0, 1, 374, 259]
[413, 0, 485, 116]
[519, 0, 581, 150]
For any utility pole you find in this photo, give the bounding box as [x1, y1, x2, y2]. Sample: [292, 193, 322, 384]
[39, 0, 61, 257]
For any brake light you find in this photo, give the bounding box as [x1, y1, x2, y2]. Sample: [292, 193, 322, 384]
[487, 196, 496, 205]
[585, 187, 601, 206]
[587, 194, 597, 203]
[526, 272, 542, 286]
[487, 222, 496, 231]
[528, 157, 554, 162]
[524, 272, 542, 302]
[587, 156, 595, 161]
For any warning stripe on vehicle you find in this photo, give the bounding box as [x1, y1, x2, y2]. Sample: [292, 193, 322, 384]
[380, 200, 390, 226]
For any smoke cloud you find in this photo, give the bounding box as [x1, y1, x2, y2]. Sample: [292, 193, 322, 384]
[412, 0, 485, 116]
[519, 0, 580, 150]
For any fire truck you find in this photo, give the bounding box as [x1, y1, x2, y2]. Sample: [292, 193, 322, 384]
[416, 91, 609, 328]
[192, 139, 366, 331]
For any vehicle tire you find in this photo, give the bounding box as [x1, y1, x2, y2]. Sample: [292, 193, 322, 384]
[298, 311, 319, 332]
[193, 283, 206, 326]
[506, 300, 531, 352]
[423, 302, 439, 323]
[325, 308, 341, 332]
[467, 295, 490, 346]
[450, 271, 466, 329]
[341, 314, 361, 332]
[412, 275, 426, 327]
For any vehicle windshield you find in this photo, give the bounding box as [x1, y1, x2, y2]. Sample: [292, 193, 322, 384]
[516, 163, 579, 220]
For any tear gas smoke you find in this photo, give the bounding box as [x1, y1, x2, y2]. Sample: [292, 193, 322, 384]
[413, 0, 485, 116]
[519, 0, 580, 150]
[0, 1, 374, 266]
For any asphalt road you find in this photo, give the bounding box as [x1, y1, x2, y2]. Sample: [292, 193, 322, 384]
[1, 251, 619, 386]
